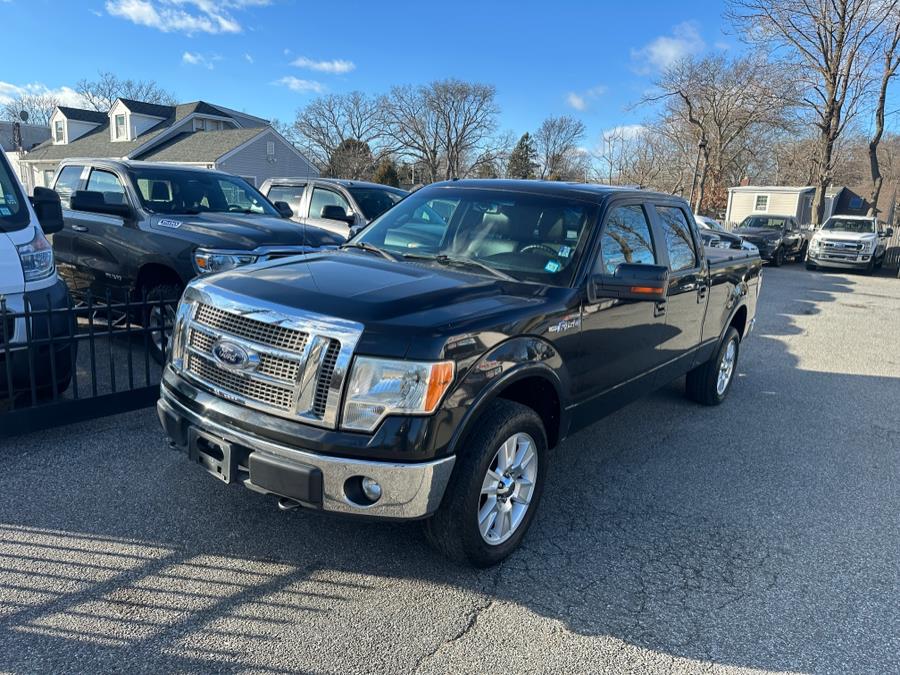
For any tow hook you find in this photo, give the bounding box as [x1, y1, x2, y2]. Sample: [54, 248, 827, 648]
[277, 497, 301, 512]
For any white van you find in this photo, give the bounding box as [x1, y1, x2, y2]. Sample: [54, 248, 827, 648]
[0, 151, 73, 398]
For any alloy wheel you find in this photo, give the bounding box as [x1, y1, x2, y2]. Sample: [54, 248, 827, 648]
[478, 432, 538, 545]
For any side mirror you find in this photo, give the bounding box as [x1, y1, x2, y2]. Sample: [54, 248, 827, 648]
[885, 227, 894, 237]
[589, 263, 669, 303]
[30, 186, 64, 235]
[321, 204, 354, 224]
[70, 190, 132, 219]
[273, 200, 294, 219]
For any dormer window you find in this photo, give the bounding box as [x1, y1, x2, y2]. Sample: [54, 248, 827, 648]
[54, 120, 65, 143]
[114, 114, 127, 140]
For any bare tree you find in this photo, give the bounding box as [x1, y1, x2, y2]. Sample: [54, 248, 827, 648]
[534, 115, 586, 180]
[382, 79, 500, 182]
[76, 71, 176, 111]
[292, 92, 390, 171]
[868, 11, 900, 216]
[640, 54, 797, 212]
[728, 0, 894, 224]
[1, 93, 60, 126]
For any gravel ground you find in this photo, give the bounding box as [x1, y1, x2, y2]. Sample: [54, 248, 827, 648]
[0, 265, 898, 674]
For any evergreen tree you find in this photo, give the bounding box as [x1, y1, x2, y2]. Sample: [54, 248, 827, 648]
[373, 159, 401, 187]
[506, 132, 537, 179]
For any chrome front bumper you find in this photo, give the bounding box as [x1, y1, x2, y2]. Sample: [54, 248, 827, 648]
[158, 379, 455, 519]
[807, 252, 871, 269]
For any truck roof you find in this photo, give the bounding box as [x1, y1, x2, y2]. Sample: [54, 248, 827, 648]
[58, 158, 231, 177]
[423, 179, 679, 206]
[263, 177, 407, 191]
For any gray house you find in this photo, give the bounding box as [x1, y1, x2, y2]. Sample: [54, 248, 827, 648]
[20, 98, 318, 192]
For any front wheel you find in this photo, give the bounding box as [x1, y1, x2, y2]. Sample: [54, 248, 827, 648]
[771, 247, 784, 267]
[142, 284, 182, 365]
[685, 326, 741, 406]
[423, 400, 547, 567]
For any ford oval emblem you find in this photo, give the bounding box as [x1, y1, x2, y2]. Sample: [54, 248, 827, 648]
[211, 339, 259, 372]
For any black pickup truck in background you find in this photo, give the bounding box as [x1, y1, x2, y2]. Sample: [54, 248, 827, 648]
[49, 159, 343, 360]
[157, 180, 762, 566]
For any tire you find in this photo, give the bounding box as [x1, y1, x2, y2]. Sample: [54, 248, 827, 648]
[771, 247, 784, 267]
[863, 257, 875, 275]
[875, 253, 884, 270]
[685, 326, 741, 406]
[423, 399, 548, 567]
[796, 243, 807, 263]
[142, 284, 182, 365]
[806, 261, 817, 271]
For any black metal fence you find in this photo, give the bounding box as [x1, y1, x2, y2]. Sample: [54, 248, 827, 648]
[0, 290, 177, 439]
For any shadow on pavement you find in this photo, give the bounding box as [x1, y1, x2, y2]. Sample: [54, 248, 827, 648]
[0, 266, 897, 673]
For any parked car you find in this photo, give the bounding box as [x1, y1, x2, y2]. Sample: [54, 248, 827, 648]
[806, 215, 893, 274]
[733, 214, 807, 265]
[694, 214, 747, 250]
[158, 179, 762, 566]
[259, 177, 408, 238]
[0, 152, 73, 398]
[50, 159, 343, 361]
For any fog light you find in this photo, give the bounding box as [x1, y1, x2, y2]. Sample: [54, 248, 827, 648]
[362, 477, 382, 502]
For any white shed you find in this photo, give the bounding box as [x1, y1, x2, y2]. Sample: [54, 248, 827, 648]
[725, 186, 815, 227]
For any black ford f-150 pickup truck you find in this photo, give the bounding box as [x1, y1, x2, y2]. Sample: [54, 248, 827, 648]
[50, 159, 343, 360]
[157, 180, 762, 566]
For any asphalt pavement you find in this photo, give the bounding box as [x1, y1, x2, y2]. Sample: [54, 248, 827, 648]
[0, 265, 898, 674]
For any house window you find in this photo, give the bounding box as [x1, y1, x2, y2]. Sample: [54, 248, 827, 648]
[54, 120, 64, 143]
[115, 114, 127, 140]
[754, 195, 769, 212]
[193, 118, 207, 132]
[266, 141, 275, 157]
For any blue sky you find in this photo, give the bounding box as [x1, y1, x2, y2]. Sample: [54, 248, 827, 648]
[0, 0, 733, 151]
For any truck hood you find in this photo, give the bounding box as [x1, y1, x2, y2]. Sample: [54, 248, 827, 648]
[204, 251, 565, 358]
[732, 227, 782, 240]
[813, 231, 876, 243]
[0, 230, 25, 295]
[148, 213, 344, 250]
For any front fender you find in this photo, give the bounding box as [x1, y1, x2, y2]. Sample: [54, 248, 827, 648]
[439, 335, 570, 457]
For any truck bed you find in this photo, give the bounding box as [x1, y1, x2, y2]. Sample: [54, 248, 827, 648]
[705, 246, 761, 268]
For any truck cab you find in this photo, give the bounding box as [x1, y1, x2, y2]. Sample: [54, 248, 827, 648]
[0, 152, 73, 398]
[260, 177, 408, 239]
[157, 180, 761, 566]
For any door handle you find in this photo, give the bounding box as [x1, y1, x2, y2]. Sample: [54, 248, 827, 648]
[697, 285, 708, 302]
[71, 225, 88, 233]
[654, 300, 667, 317]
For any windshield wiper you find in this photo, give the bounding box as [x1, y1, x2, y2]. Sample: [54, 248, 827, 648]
[341, 242, 398, 262]
[403, 253, 516, 281]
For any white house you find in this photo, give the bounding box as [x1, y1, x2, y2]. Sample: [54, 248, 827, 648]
[725, 185, 873, 227]
[21, 98, 318, 192]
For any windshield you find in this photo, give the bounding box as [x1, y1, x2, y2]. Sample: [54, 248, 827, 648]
[0, 153, 28, 232]
[822, 218, 875, 233]
[348, 186, 407, 220]
[740, 216, 786, 230]
[353, 186, 598, 285]
[128, 167, 278, 216]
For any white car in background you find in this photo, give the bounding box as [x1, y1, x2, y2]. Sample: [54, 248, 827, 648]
[806, 215, 893, 274]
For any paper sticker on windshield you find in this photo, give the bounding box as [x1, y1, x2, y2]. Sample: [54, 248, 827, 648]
[558, 245, 571, 258]
[566, 230, 578, 240]
[544, 260, 561, 273]
[157, 219, 183, 229]
[0, 207, 10, 216]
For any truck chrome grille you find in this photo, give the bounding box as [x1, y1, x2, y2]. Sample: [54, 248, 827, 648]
[187, 353, 294, 410]
[178, 292, 363, 429]
[195, 303, 307, 352]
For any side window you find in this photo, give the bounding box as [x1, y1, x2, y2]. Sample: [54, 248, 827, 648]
[309, 187, 351, 218]
[53, 165, 84, 207]
[267, 185, 305, 216]
[597, 204, 656, 275]
[656, 206, 697, 272]
[86, 169, 127, 205]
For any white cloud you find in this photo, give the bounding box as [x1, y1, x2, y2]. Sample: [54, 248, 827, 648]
[566, 93, 586, 111]
[0, 81, 85, 108]
[182, 51, 219, 69]
[600, 124, 647, 142]
[274, 76, 325, 94]
[104, 0, 271, 36]
[566, 84, 606, 111]
[632, 21, 706, 73]
[244, 53, 254, 64]
[291, 56, 355, 74]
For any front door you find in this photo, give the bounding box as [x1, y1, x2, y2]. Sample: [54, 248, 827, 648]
[572, 201, 670, 424]
[304, 186, 354, 238]
[650, 203, 704, 382]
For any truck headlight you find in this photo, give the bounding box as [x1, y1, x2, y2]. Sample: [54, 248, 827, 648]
[341, 357, 454, 432]
[168, 298, 195, 368]
[193, 249, 258, 275]
[17, 228, 55, 282]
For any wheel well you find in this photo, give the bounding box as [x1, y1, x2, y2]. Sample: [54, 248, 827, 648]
[133, 264, 182, 298]
[496, 375, 561, 448]
[730, 305, 748, 338]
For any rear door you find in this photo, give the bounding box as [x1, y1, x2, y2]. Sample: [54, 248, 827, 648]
[66, 167, 136, 298]
[304, 185, 354, 238]
[650, 203, 705, 382]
